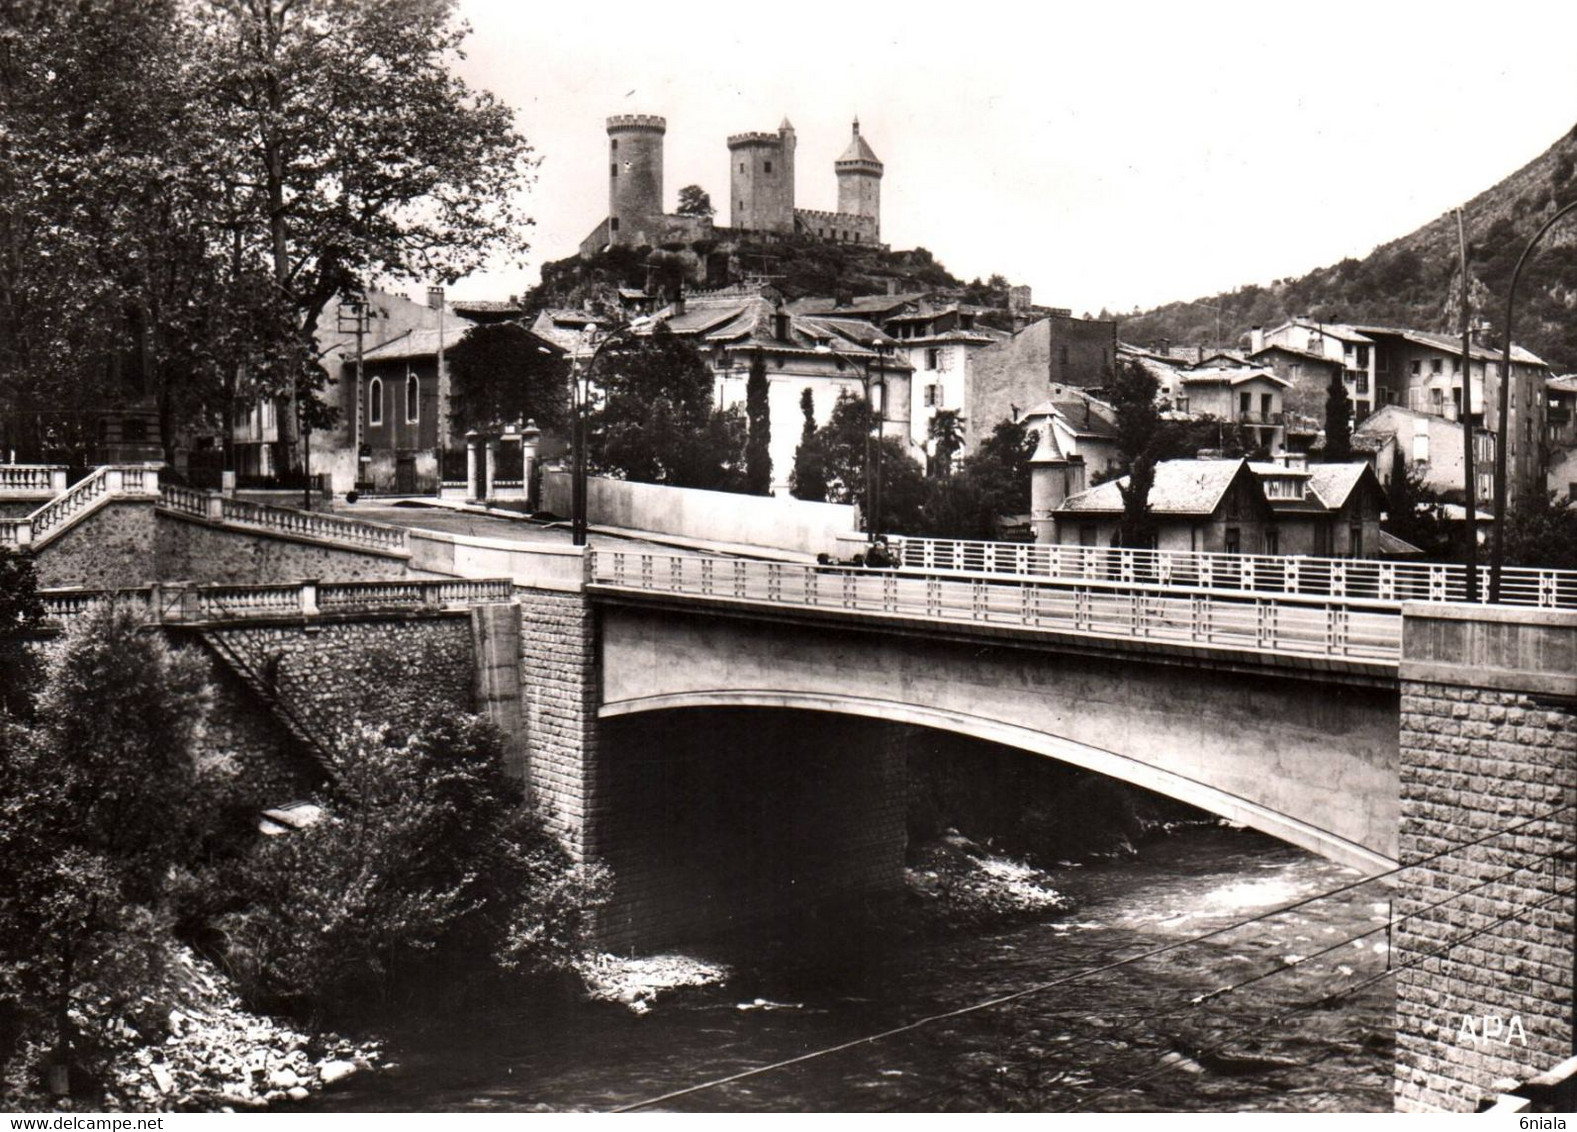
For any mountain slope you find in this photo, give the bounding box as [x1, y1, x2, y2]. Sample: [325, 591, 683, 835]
[1118, 124, 1577, 372]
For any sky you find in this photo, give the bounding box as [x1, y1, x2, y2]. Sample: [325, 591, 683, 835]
[443, 0, 1577, 319]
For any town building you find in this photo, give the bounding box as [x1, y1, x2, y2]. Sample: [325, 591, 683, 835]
[1352, 403, 1495, 506]
[1174, 362, 1290, 454]
[1047, 456, 1386, 557]
[639, 283, 914, 495]
[965, 313, 1119, 451]
[1546, 374, 1577, 501]
[580, 115, 885, 259]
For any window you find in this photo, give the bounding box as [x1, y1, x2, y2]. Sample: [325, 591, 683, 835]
[764, 160, 772, 173]
[1431, 357, 1443, 375]
[610, 217, 620, 232]
[611, 139, 618, 152]
[1431, 388, 1444, 414]
[1261, 392, 1273, 417]
[405, 373, 420, 423]
[739, 163, 745, 173]
[1356, 345, 1369, 368]
[1225, 528, 1241, 555]
[1412, 433, 1430, 464]
[1290, 363, 1302, 380]
[610, 163, 617, 177]
[1411, 360, 1421, 376]
[1452, 357, 1461, 374]
[925, 347, 940, 370]
[1349, 523, 1363, 559]
[924, 385, 939, 407]
[1265, 528, 1279, 555]
[1239, 391, 1251, 416]
[368, 377, 383, 426]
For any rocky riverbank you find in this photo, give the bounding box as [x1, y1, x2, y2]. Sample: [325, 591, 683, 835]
[5, 949, 381, 1113]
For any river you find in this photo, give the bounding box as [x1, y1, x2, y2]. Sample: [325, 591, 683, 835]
[309, 826, 1395, 1112]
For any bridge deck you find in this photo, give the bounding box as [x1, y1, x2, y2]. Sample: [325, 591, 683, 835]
[588, 549, 1402, 668]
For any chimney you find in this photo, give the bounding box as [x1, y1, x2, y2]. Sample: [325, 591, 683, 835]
[773, 301, 791, 343]
[886, 278, 898, 296]
[673, 285, 686, 317]
[1196, 344, 1205, 365]
[835, 289, 853, 308]
[426, 285, 445, 310]
[1250, 325, 1265, 353]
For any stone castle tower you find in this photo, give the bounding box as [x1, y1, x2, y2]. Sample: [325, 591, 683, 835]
[582, 112, 883, 258]
[606, 114, 666, 240]
[834, 118, 883, 239]
[728, 118, 796, 234]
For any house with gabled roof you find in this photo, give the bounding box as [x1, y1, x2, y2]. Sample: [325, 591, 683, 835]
[1049, 456, 1388, 558]
[640, 283, 916, 494]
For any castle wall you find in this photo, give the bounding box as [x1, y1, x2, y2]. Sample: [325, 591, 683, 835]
[837, 168, 881, 230]
[794, 208, 878, 244]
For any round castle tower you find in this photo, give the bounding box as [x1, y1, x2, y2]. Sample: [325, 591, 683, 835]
[607, 115, 666, 240]
[835, 117, 883, 238]
[728, 118, 796, 234]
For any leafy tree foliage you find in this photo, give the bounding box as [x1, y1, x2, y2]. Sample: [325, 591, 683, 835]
[0, 0, 536, 468]
[959, 418, 1037, 525]
[1323, 368, 1353, 461]
[744, 348, 771, 495]
[789, 388, 828, 502]
[675, 185, 714, 218]
[0, 548, 45, 719]
[1501, 491, 1577, 570]
[1382, 448, 1452, 559]
[1109, 360, 1163, 546]
[927, 409, 966, 478]
[446, 323, 568, 435]
[215, 709, 601, 1017]
[0, 604, 216, 1093]
[590, 323, 746, 491]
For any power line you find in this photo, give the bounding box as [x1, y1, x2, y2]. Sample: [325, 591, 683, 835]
[882, 841, 1574, 1112]
[609, 804, 1574, 1112]
[1059, 886, 1575, 1113]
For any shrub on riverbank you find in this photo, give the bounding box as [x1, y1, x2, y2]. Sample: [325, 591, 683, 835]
[214, 709, 603, 1019]
[0, 603, 219, 1100]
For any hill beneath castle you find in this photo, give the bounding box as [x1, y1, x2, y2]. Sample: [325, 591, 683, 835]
[528, 234, 1014, 317]
[1117, 123, 1577, 373]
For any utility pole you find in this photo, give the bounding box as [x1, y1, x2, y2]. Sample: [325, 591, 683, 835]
[1456, 209, 1479, 602]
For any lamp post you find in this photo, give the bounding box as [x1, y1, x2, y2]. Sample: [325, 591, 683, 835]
[814, 340, 888, 541]
[570, 326, 632, 547]
[866, 338, 890, 542]
[1489, 198, 1577, 602]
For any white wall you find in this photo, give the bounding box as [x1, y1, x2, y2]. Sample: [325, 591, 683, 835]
[541, 470, 856, 556]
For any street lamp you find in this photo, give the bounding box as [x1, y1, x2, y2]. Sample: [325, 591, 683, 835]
[570, 326, 633, 547]
[1489, 198, 1577, 601]
[815, 338, 891, 541]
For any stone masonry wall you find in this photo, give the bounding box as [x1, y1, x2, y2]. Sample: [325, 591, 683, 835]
[156, 511, 411, 584]
[1395, 604, 1577, 1112]
[32, 500, 159, 588]
[516, 586, 600, 860]
[203, 613, 475, 760]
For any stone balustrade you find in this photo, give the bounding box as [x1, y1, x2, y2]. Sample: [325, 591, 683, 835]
[38, 577, 514, 624]
[0, 465, 67, 495]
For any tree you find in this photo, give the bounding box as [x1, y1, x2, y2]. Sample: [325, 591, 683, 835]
[744, 348, 771, 494]
[0, 548, 45, 719]
[1323, 368, 1353, 461]
[927, 409, 966, 478]
[1501, 491, 1577, 571]
[591, 323, 745, 490]
[675, 185, 714, 218]
[215, 709, 601, 1017]
[0, 604, 216, 1094]
[789, 388, 828, 502]
[192, 0, 537, 473]
[961, 418, 1038, 523]
[446, 323, 568, 435]
[1109, 359, 1163, 546]
[1382, 447, 1450, 559]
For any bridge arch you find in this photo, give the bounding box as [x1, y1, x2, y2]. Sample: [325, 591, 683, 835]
[601, 690, 1394, 873]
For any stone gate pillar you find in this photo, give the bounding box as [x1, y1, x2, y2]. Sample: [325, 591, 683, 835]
[1395, 603, 1577, 1112]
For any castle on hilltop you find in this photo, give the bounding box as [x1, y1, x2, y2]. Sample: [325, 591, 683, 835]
[579, 114, 884, 259]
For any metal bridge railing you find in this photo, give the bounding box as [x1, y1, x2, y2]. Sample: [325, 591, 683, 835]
[587, 549, 1402, 664]
[884, 536, 1577, 610]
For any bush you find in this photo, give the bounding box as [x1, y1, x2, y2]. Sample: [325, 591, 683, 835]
[0, 603, 217, 1095]
[215, 709, 602, 1019]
